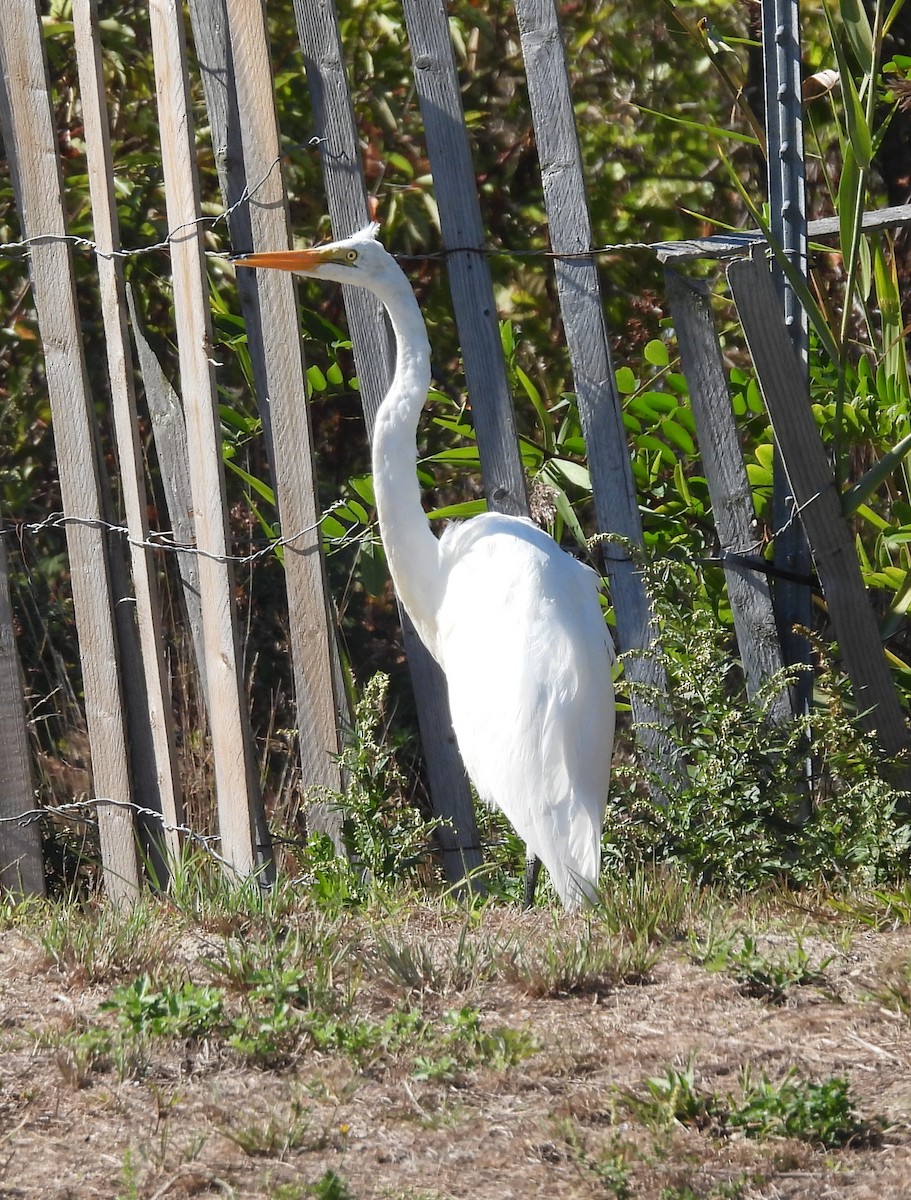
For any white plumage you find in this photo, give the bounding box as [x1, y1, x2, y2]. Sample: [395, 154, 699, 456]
[236, 225, 615, 909]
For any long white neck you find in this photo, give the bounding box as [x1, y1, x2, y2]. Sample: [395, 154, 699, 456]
[367, 265, 443, 655]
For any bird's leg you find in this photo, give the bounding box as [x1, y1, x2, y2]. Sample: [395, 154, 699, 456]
[523, 854, 542, 910]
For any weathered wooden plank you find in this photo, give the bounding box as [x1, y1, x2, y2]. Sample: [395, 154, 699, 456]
[186, 0, 272, 455]
[653, 205, 911, 263]
[514, 0, 681, 790]
[195, 0, 344, 802]
[728, 250, 911, 759]
[292, 0, 483, 880]
[400, 0, 529, 519]
[148, 0, 266, 877]
[664, 269, 790, 721]
[0, 525, 45, 898]
[0, 0, 140, 904]
[73, 0, 183, 867]
[125, 284, 208, 706]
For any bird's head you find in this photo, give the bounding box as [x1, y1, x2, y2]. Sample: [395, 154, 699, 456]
[233, 223, 391, 288]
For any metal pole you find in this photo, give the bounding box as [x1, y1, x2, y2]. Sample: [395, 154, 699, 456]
[762, 0, 813, 711]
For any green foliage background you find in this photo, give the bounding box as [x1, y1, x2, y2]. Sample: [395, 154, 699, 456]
[2, 0, 911, 889]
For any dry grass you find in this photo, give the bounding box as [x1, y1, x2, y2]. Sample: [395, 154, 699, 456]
[1, 884, 911, 1199]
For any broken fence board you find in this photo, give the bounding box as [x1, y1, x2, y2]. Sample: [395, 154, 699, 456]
[664, 268, 790, 722]
[728, 251, 910, 762]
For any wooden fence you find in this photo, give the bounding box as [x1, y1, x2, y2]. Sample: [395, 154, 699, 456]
[0, 0, 909, 901]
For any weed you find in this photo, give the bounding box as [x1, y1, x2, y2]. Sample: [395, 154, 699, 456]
[831, 881, 911, 930]
[624, 1060, 874, 1150]
[727, 935, 833, 1002]
[296, 674, 442, 904]
[37, 896, 176, 983]
[221, 1095, 323, 1158]
[48, 1024, 114, 1088]
[876, 955, 911, 1016]
[692, 930, 833, 1002]
[501, 915, 660, 997]
[302, 1002, 537, 1080]
[729, 1069, 874, 1147]
[597, 865, 694, 944]
[368, 922, 501, 994]
[308, 1171, 354, 1200]
[560, 1126, 633, 1200]
[623, 1059, 723, 1132]
[102, 974, 225, 1038]
[165, 850, 300, 935]
[609, 559, 911, 892]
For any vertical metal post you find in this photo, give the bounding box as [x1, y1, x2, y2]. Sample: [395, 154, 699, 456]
[762, 0, 812, 708]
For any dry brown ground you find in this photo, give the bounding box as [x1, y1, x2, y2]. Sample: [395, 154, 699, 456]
[1, 905, 911, 1200]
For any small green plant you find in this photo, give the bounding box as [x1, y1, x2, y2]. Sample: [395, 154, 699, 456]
[220, 1095, 322, 1158]
[609, 558, 911, 892]
[726, 935, 833, 1003]
[625, 1060, 875, 1149]
[47, 1024, 114, 1088]
[501, 915, 661, 997]
[729, 1069, 873, 1148]
[102, 975, 225, 1039]
[623, 1059, 723, 1132]
[596, 865, 694, 944]
[308, 1171, 354, 1200]
[560, 1126, 634, 1200]
[691, 929, 834, 1002]
[37, 896, 177, 983]
[874, 955, 911, 1016]
[297, 674, 442, 904]
[303, 1002, 537, 1080]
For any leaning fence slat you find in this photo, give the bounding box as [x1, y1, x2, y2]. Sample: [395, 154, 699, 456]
[206, 0, 345, 799]
[293, 0, 483, 882]
[0, 1, 140, 904]
[148, 0, 266, 877]
[73, 0, 183, 865]
[514, 0, 681, 790]
[400, 0, 529, 519]
[0, 519, 45, 898]
[665, 269, 790, 720]
[729, 250, 911, 761]
[125, 285, 209, 706]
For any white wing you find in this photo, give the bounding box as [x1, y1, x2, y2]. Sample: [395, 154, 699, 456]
[436, 513, 615, 908]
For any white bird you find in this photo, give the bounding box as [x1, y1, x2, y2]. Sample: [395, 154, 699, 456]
[235, 224, 615, 909]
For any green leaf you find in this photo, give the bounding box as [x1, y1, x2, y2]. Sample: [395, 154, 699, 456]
[635, 104, 760, 146]
[349, 475, 376, 506]
[616, 366, 638, 394]
[826, 3, 873, 169]
[516, 365, 553, 454]
[644, 338, 670, 367]
[842, 429, 911, 514]
[838, 0, 874, 69]
[549, 458, 592, 490]
[426, 499, 488, 520]
[224, 459, 275, 505]
[307, 364, 328, 393]
[661, 416, 695, 456]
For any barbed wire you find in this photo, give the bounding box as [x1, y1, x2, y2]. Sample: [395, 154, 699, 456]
[1, 794, 233, 870]
[0, 141, 321, 263]
[0, 499, 373, 563]
[0, 132, 736, 268]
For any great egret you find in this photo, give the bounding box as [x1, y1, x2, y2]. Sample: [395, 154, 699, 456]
[235, 225, 615, 909]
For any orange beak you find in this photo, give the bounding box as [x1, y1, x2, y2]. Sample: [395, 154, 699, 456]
[233, 247, 326, 272]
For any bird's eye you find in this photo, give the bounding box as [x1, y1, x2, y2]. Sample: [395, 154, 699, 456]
[345, 250, 358, 262]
